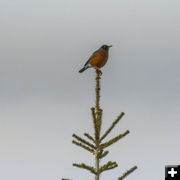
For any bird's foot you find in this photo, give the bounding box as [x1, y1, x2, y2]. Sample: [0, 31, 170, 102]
[99, 70, 102, 76]
[95, 68, 102, 76]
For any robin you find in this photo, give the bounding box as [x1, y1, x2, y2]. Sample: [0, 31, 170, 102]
[79, 45, 112, 73]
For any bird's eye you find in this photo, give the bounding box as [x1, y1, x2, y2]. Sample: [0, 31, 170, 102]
[101, 45, 108, 50]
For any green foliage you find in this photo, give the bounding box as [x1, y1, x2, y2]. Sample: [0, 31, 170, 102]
[99, 161, 118, 173]
[118, 166, 138, 180]
[71, 69, 137, 180]
[100, 112, 125, 142]
[73, 163, 96, 174]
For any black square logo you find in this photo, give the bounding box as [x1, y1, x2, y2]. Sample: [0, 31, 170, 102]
[165, 165, 180, 180]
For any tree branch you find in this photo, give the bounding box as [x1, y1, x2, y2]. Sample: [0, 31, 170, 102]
[100, 112, 125, 142]
[99, 161, 118, 173]
[99, 150, 109, 159]
[95, 69, 101, 111]
[84, 133, 95, 143]
[118, 166, 137, 180]
[73, 163, 96, 174]
[91, 107, 98, 141]
[72, 140, 94, 153]
[72, 133, 95, 149]
[99, 130, 129, 149]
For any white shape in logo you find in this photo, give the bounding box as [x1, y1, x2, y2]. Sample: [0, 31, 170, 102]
[168, 168, 177, 177]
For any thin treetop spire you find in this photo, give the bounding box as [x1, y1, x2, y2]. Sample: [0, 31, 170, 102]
[69, 69, 137, 180]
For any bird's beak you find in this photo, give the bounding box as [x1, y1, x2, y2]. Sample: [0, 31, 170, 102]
[108, 45, 112, 48]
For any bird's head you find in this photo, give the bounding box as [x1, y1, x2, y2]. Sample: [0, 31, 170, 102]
[101, 45, 112, 51]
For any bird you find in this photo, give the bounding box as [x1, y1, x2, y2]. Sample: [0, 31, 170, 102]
[79, 45, 112, 73]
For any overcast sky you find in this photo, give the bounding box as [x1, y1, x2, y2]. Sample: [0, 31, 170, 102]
[0, 0, 180, 180]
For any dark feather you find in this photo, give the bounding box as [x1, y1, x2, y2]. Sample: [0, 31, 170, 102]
[79, 66, 88, 73]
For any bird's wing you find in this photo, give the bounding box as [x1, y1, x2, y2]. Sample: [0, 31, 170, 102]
[84, 50, 99, 67]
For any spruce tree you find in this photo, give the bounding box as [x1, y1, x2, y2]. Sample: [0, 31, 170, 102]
[63, 69, 137, 180]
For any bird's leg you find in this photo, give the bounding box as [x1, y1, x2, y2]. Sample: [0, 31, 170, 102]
[95, 68, 102, 76]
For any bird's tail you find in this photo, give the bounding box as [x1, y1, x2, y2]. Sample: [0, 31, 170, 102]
[79, 66, 89, 73]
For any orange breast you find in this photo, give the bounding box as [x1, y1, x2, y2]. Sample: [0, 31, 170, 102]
[89, 50, 108, 68]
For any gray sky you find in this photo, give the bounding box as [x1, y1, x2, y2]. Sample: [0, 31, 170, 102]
[0, 0, 180, 180]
